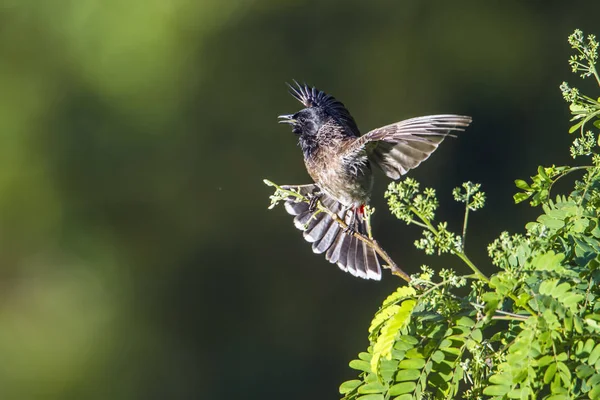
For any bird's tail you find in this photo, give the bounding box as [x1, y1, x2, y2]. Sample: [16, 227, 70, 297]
[282, 184, 381, 280]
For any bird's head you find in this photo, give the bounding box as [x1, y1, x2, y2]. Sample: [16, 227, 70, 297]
[278, 81, 360, 137]
[278, 108, 325, 136]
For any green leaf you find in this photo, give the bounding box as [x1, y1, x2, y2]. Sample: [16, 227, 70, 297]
[357, 382, 385, 394]
[539, 279, 559, 295]
[369, 287, 417, 340]
[562, 293, 584, 310]
[538, 355, 554, 367]
[583, 339, 596, 355]
[569, 119, 585, 133]
[431, 350, 445, 363]
[538, 165, 550, 181]
[388, 382, 417, 396]
[550, 374, 563, 395]
[546, 395, 570, 400]
[557, 361, 571, 385]
[544, 363, 557, 384]
[456, 316, 475, 327]
[489, 373, 512, 385]
[589, 343, 600, 365]
[576, 364, 595, 379]
[424, 360, 433, 374]
[482, 292, 500, 315]
[514, 192, 532, 204]
[569, 102, 586, 113]
[339, 380, 362, 394]
[371, 299, 416, 375]
[538, 214, 565, 229]
[356, 394, 385, 400]
[530, 251, 565, 272]
[403, 349, 423, 361]
[483, 385, 511, 396]
[381, 286, 417, 308]
[511, 387, 537, 399]
[586, 318, 600, 332]
[471, 329, 483, 343]
[573, 217, 590, 232]
[395, 368, 420, 382]
[369, 305, 400, 336]
[392, 395, 413, 400]
[515, 179, 532, 190]
[590, 384, 600, 400]
[398, 358, 426, 370]
[397, 335, 419, 345]
[587, 373, 600, 388]
[350, 360, 372, 372]
[574, 315, 584, 333]
[564, 314, 573, 331]
[365, 373, 378, 384]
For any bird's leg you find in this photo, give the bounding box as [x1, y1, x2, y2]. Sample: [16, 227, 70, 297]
[343, 206, 360, 235]
[307, 189, 322, 212]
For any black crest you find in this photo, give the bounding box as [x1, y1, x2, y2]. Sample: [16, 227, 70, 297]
[287, 81, 360, 137]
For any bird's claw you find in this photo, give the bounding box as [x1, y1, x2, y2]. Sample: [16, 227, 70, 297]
[343, 225, 356, 236]
[343, 207, 362, 235]
[307, 191, 322, 212]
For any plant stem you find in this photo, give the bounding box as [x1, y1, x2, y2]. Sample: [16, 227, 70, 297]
[409, 207, 438, 234]
[491, 315, 528, 321]
[510, 295, 537, 316]
[471, 303, 530, 320]
[462, 192, 471, 250]
[410, 206, 490, 283]
[409, 220, 430, 230]
[462, 206, 469, 251]
[592, 64, 600, 87]
[548, 166, 592, 200]
[453, 251, 490, 284]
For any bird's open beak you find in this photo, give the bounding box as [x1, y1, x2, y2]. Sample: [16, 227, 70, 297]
[278, 114, 296, 124]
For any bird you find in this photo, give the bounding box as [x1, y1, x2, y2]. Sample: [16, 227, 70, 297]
[278, 81, 472, 280]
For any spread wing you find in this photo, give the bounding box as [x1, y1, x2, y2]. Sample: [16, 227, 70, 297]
[354, 115, 472, 179]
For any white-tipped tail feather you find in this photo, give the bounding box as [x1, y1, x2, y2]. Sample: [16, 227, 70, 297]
[282, 184, 381, 280]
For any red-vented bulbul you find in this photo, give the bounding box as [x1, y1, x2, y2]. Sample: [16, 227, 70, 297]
[278, 82, 471, 280]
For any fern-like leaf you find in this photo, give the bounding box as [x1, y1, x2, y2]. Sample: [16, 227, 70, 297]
[371, 298, 417, 377]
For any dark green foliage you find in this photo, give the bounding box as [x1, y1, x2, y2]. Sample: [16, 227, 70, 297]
[335, 30, 600, 400]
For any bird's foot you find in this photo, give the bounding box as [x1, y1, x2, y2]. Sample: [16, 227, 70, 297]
[343, 225, 357, 236]
[307, 191, 322, 212]
[343, 208, 359, 235]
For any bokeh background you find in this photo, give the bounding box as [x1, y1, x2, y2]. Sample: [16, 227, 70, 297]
[1, 1, 599, 399]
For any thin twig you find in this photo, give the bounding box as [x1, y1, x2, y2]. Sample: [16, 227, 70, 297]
[471, 302, 530, 321]
[462, 201, 470, 251]
[547, 165, 591, 203]
[491, 315, 528, 321]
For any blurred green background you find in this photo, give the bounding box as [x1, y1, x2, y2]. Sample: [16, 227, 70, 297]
[0, 1, 599, 399]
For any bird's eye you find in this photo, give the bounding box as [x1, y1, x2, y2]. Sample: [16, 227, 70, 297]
[298, 116, 306, 123]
